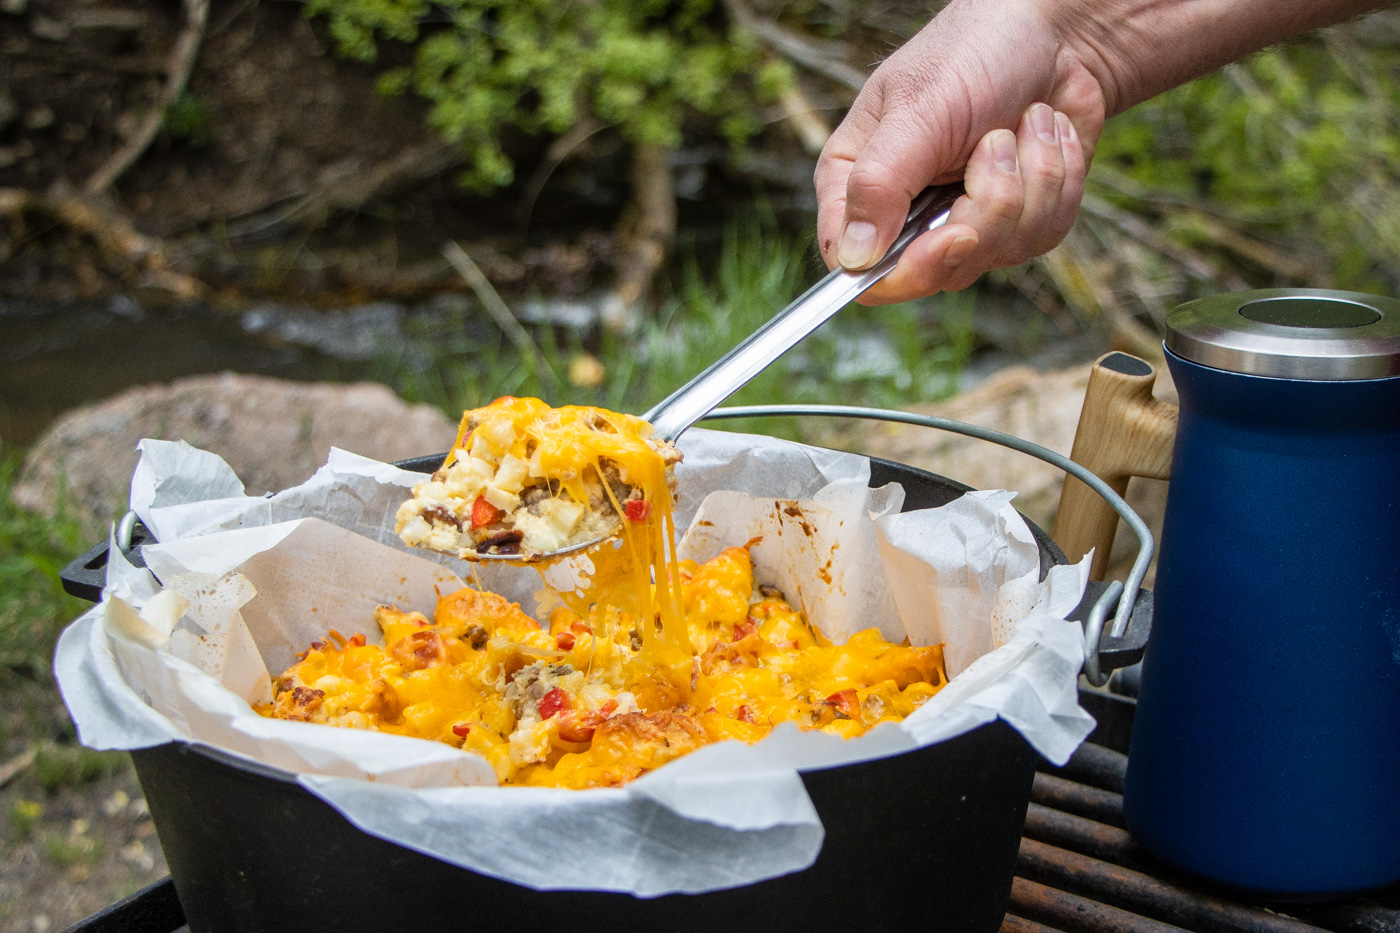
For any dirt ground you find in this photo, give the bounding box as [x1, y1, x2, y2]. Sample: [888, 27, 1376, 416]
[0, 679, 168, 932]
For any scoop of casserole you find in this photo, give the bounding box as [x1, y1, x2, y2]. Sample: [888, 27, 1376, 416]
[395, 397, 681, 560]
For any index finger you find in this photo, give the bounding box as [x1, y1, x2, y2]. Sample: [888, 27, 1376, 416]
[815, 87, 885, 269]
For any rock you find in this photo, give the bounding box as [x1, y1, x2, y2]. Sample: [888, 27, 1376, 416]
[12, 374, 458, 532]
[849, 360, 1176, 585]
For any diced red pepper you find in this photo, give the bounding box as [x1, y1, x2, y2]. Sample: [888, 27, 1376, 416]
[731, 619, 757, 642]
[538, 687, 572, 720]
[347, 633, 366, 647]
[735, 705, 758, 724]
[471, 495, 502, 529]
[825, 689, 860, 720]
[556, 632, 576, 651]
[624, 499, 651, 523]
[451, 723, 471, 737]
[569, 620, 592, 635]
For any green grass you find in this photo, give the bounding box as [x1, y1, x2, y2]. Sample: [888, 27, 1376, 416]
[8, 798, 43, 840]
[0, 453, 90, 683]
[41, 829, 103, 867]
[379, 223, 978, 440]
[32, 744, 127, 793]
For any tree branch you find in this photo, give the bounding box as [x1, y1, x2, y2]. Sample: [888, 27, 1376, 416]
[0, 184, 204, 298]
[604, 141, 676, 331]
[721, 0, 868, 93]
[85, 0, 211, 194]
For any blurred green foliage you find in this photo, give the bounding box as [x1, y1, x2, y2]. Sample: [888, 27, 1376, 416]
[8, 798, 43, 840]
[0, 454, 89, 682]
[33, 744, 126, 793]
[41, 829, 103, 867]
[1092, 27, 1400, 295]
[307, 0, 791, 189]
[162, 93, 211, 148]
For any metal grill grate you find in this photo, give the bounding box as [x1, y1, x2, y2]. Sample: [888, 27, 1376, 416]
[1004, 691, 1400, 933]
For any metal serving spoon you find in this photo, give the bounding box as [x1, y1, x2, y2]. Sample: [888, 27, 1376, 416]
[474, 183, 964, 562]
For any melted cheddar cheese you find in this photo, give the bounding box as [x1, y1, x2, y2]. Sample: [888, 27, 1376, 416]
[263, 546, 946, 788]
[396, 397, 691, 676]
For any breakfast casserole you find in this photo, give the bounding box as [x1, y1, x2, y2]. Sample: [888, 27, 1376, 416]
[263, 545, 946, 788]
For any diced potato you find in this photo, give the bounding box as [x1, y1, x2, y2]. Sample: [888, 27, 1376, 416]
[494, 454, 529, 494]
[483, 486, 521, 512]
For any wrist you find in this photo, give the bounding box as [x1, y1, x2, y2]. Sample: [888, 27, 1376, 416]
[1034, 0, 1156, 117]
[1039, 0, 1392, 117]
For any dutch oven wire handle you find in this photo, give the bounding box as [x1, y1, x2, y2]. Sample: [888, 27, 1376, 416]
[698, 404, 1154, 687]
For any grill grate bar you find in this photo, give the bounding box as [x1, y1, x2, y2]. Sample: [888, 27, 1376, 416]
[1010, 876, 1195, 933]
[1273, 900, 1400, 933]
[1003, 913, 1072, 933]
[1024, 802, 1140, 866]
[1016, 735, 1400, 933]
[1018, 837, 1328, 933]
[1044, 743, 1129, 794]
[1032, 772, 1126, 828]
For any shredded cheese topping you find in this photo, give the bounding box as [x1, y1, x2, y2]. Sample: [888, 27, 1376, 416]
[262, 546, 946, 788]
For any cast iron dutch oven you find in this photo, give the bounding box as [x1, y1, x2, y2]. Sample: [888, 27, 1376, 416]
[62, 452, 1076, 933]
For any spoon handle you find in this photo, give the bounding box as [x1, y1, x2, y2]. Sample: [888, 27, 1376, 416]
[644, 183, 964, 444]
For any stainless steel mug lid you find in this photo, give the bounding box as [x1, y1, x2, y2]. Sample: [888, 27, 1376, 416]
[1165, 288, 1400, 380]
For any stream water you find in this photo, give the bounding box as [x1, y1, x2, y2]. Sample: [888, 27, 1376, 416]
[0, 297, 482, 451]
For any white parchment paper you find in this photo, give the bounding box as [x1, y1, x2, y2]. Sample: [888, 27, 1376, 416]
[54, 429, 1094, 896]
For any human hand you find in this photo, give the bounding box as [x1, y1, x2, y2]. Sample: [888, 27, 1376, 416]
[814, 0, 1108, 304]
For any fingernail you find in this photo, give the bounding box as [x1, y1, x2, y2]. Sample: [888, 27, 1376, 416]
[1031, 103, 1058, 144]
[991, 130, 1018, 174]
[838, 221, 879, 269]
[943, 235, 979, 268]
[1056, 112, 1076, 143]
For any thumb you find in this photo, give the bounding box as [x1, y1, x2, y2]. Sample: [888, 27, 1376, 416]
[836, 110, 957, 270]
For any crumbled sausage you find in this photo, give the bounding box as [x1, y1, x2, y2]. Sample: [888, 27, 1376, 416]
[476, 529, 524, 554]
[423, 504, 464, 531]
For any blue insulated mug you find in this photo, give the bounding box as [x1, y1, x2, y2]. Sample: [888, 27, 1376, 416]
[1123, 289, 1400, 898]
